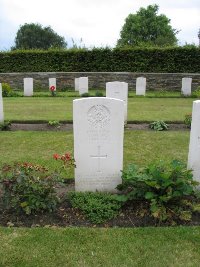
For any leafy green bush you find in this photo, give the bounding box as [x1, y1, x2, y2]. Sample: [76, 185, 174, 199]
[0, 163, 61, 215]
[149, 121, 169, 131]
[81, 92, 90, 97]
[0, 47, 199, 73]
[95, 91, 104, 97]
[48, 120, 60, 127]
[117, 160, 199, 222]
[68, 192, 122, 224]
[1, 83, 12, 97]
[0, 121, 11, 131]
[184, 114, 192, 129]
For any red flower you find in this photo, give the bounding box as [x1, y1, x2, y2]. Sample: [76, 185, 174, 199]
[50, 86, 56, 91]
[53, 153, 60, 160]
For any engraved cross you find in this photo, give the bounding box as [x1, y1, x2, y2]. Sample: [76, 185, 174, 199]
[90, 146, 107, 172]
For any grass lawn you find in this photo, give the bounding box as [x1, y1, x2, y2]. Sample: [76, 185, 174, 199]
[0, 130, 189, 178]
[4, 96, 194, 121]
[0, 226, 200, 267]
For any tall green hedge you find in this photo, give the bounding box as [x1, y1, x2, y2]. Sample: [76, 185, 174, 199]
[0, 47, 199, 73]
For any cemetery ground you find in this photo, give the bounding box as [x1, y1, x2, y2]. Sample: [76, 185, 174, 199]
[1, 93, 200, 266]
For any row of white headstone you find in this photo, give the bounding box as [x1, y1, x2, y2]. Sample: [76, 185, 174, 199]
[75, 77, 144, 96]
[24, 78, 56, 96]
[22, 76, 193, 97]
[75, 76, 193, 96]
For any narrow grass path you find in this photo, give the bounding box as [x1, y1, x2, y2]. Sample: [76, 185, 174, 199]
[4, 97, 194, 121]
[0, 226, 200, 267]
[0, 130, 189, 177]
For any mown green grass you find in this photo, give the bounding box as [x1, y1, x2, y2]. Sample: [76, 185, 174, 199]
[4, 97, 194, 121]
[0, 130, 189, 178]
[0, 226, 200, 267]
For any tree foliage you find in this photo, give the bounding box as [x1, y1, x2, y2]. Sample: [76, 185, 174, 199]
[117, 5, 178, 48]
[13, 23, 67, 50]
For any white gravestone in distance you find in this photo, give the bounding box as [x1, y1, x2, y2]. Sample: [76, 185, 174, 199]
[106, 81, 128, 123]
[0, 83, 4, 122]
[79, 77, 88, 95]
[136, 77, 146, 96]
[73, 97, 124, 192]
[181, 78, 192, 96]
[75, 78, 79, 91]
[49, 78, 56, 91]
[24, 78, 33, 96]
[188, 100, 200, 183]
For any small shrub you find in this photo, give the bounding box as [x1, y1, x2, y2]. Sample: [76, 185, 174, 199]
[81, 92, 90, 97]
[95, 91, 103, 97]
[184, 114, 192, 129]
[0, 163, 61, 215]
[117, 160, 199, 222]
[2, 83, 12, 97]
[149, 121, 169, 131]
[192, 86, 200, 98]
[68, 192, 122, 224]
[0, 120, 11, 131]
[48, 120, 60, 127]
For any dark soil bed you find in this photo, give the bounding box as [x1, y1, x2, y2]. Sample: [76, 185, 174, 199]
[9, 123, 189, 131]
[0, 182, 199, 228]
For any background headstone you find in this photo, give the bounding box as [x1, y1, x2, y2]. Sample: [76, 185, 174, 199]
[106, 81, 128, 123]
[79, 77, 88, 95]
[0, 83, 4, 122]
[49, 78, 56, 91]
[136, 77, 146, 96]
[24, 78, 33, 96]
[181, 78, 192, 96]
[75, 78, 79, 91]
[73, 97, 124, 192]
[188, 100, 200, 183]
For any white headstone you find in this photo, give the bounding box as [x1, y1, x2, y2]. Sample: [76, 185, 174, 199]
[106, 81, 128, 123]
[79, 77, 88, 95]
[24, 78, 33, 97]
[49, 78, 56, 91]
[73, 97, 124, 192]
[181, 78, 192, 96]
[75, 78, 79, 91]
[188, 100, 200, 183]
[136, 77, 146, 96]
[0, 83, 4, 123]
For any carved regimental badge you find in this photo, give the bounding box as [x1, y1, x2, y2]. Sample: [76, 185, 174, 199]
[87, 105, 110, 128]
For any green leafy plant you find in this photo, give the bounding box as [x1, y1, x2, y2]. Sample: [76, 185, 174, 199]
[48, 120, 60, 127]
[117, 160, 199, 222]
[0, 163, 61, 215]
[81, 92, 90, 97]
[0, 120, 11, 131]
[149, 121, 169, 131]
[2, 83, 13, 97]
[95, 91, 103, 97]
[68, 192, 122, 224]
[184, 114, 192, 129]
[192, 86, 200, 98]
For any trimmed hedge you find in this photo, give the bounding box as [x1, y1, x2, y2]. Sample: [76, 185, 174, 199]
[0, 47, 199, 73]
